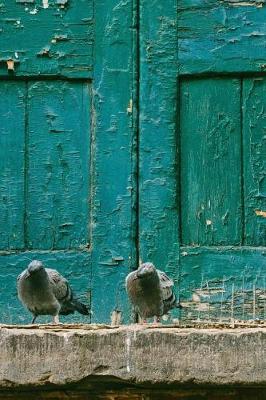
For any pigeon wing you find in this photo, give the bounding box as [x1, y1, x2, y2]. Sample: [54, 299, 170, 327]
[157, 269, 177, 313]
[46, 268, 72, 303]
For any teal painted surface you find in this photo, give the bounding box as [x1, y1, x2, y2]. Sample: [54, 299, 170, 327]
[0, 81, 90, 252]
[180, 247, 266, 322]
[91, 0, 137, 323]
[243, 78, 266, 246]
[139, 0, 180, 293]
[0, 1, 93, 78]
[180, 78, 242, 246]
[1, 0, 266, 325]
[178, 1, 266, 74]
[179, 76, 266, 321]
[0, 82, 25, 250]
[177, 3, 266, 321]
[139, 0, 266, 323]
[27, 81, 90, 249]
[0, 0, 136, 324]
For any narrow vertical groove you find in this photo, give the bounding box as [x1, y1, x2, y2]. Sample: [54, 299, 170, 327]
[240, 78, 245, 246]
[87, 0, 96, 323]
[131, 0, 140, 324]
[132, 0, 140, 270]
[177, 79, 182, 247]
[176, 0, 182, 313]
[23, 82, 29, 250]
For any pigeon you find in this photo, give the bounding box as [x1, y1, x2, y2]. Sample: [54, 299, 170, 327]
[126, 262, 180, 322]
[17, 260, 90, 324]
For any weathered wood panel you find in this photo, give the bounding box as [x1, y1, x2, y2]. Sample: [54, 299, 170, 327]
[243, 78, 266, 246]
[90, 0, 136, 322]
[180, 78, 242, 246]
[0, 0, 136, 324]
[139, 0, 179, 286]
[0, 82, 25, 250]
[180, 246, 266, 322]
[0, 252, 91, 324]
[27, 81, 90, 250]
[178, 1, 266, 74]
[0, 0, 93, 78]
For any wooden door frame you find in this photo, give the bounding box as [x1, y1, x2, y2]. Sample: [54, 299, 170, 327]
[138, 0, 180, 289]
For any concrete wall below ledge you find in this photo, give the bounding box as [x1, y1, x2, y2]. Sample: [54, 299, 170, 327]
[0, 324, 265, 394]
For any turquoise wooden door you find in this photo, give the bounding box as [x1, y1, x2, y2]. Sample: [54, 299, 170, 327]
[140, 1, 266, 322]
[0, 1, 136, 323]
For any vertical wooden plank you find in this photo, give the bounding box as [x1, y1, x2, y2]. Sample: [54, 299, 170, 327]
[243, 78, 266, 246]
[91, 0, 136, 322]
[180, 78, 242, 246]
[139, 0, 179, 282]
[0, 82, 25, 250]
[27, 81, 90, 250]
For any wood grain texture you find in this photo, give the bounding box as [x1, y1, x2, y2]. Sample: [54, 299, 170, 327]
[243, 78, 266, 246]
[139, 0, 180, 289]
[27, 81, 90, 250]
[177, 2, 266, 322]
[0, 0, 93, 78]
[0, 82, 25, 250]
[180, 246, 266, 322]
[178, 1, 266, 74]
[180, 78, 242, 246]
[90, 0, 136, 323]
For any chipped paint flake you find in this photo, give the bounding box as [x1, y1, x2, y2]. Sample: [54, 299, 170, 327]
[127, 99, 133, 114]
[6, 60, 15, 71]
[29, 8, 38, 14]
[255, 210, 266, 218]
[227, 1, 264, 7]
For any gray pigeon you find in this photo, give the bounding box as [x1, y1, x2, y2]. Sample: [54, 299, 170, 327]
[126, 262, 180, 322]
[17, 260, 89, 324]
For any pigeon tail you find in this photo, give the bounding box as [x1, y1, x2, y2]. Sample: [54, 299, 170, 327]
[72, 298, 90, 315]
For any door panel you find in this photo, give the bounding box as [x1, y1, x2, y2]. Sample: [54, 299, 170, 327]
[0, 0, 136, 324]
[27, 81, 90, 250]
[243, 78, 266, 246]
[140, 0, 266, 323]
[179, 2, 266, 322]
[0, 82, 25, 250]
[180, 77, 266, 322]
[180, 78, 242, 246]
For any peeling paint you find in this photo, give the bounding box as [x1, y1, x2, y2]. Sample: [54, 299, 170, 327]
[6, 59, 14, 71]
[127, 99, 133, 114]
[227, 1, 264, 7]
[42, 0, 49, 8]
[0, 1, 93, 78]
[255, 210, 266, 218]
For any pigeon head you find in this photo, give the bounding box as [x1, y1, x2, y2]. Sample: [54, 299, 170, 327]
[137, 262, 156, 278]
[27, 260, 44, 276]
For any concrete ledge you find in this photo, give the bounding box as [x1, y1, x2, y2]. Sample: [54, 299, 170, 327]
[0, 325, 265, 388]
